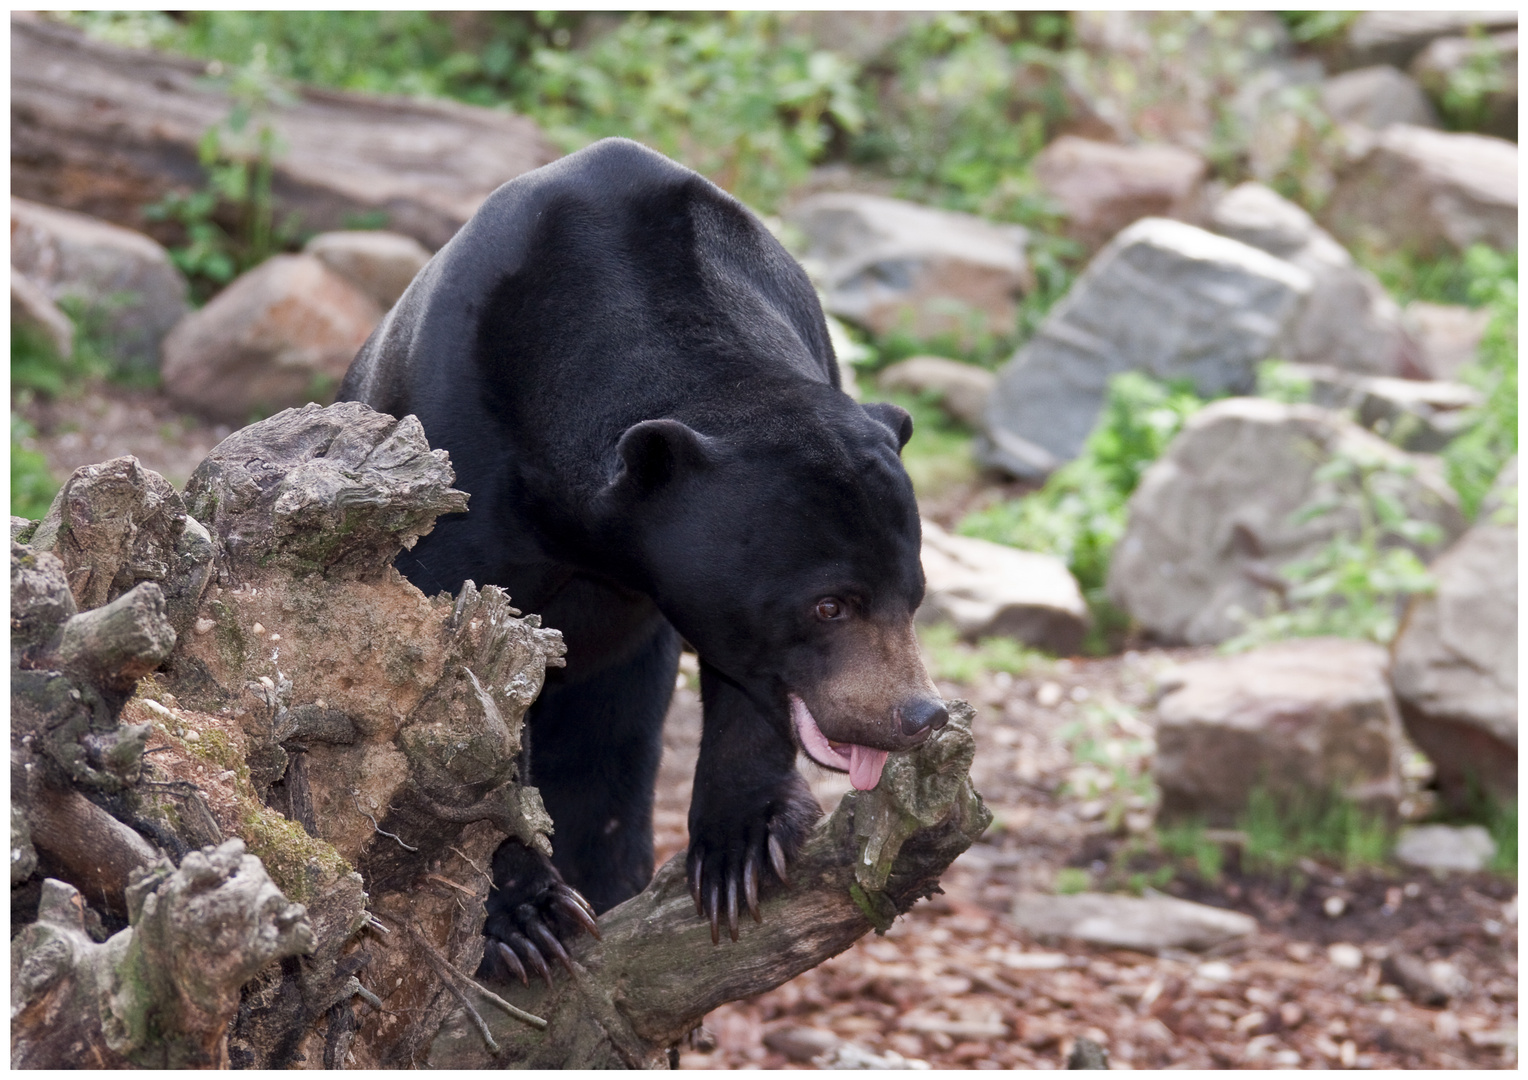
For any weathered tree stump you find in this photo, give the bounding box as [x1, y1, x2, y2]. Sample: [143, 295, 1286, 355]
[11, 401, 990, 1068]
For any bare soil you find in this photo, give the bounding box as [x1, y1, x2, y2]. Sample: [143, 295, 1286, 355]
[16, 382, 1518, 1070]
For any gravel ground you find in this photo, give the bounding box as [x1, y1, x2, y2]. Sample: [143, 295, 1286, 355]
[657, 654, 1517, 1071]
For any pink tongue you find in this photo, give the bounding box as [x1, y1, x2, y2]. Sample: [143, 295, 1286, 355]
[848, 745, 889, 791]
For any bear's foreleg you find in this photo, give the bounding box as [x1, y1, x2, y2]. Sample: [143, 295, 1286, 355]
[686, 663, 822, 944]
[478, 621, 678, 985]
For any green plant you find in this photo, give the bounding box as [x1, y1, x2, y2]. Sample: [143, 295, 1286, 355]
[1434, 26, 1510, 132]
[143, 44, 302, 300]
[1238, 786, 1392, 874]
[1057, 698, 1157, 832]
[1255, 359, 1314, 405]
[1156, 819, 1226, 883]
[916, 622, 1046, 683]
[853, 14, 1071, 226]
[1276, 12, 1359, 45]
[11, 414, 57, 521]
[1053, 867, 1091, 895]
[1224, 446, 1444, 650]
[522, 13, 865, 212]
[958, 372, 1205, 649]
[1441, 247, 1517, 520]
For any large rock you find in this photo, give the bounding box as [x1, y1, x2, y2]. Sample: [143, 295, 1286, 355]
[785, 193, 1032, 346]
[1404, 301, 1494, 381]
[1208, 182, 1415, 378]
[1010, 892, 1256, 954]
[1324, 125, 1517, 257]
[1393, 824, 1497, 872]
[1320, 66, 1439, 130]
[876, 356, 994, 429]
[1390, 521, 1517, 809]
[10, 197, 189, 375]
[11, 17, 559, 252]
[1108, 398, 1465, 646]
[1153, 638, 1408, 823]
[1032, 136, 1207, 252]
[161, 254, 381, 424]
[1342, 11, 1518, 70]
[917, 522, 1089, 655]
[1412, 30, 1518, 141]
[980, 218, 1310, 479]
[11, 270, 73, 360]
[303, 230, 432, 310]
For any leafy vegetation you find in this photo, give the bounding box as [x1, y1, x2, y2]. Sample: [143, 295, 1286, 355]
[1224, 446, 1445, 650]
[957, 373, 1206, 649]
[1057, 698, 1158, 832]
[916, 622, 1045, 683]
[1238, 786, 1392, 875]
[1156, 819, 1226, 883]
[1441, 248, 1517, 520]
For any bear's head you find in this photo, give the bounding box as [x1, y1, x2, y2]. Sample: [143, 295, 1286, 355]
[600, 389, 945, 790]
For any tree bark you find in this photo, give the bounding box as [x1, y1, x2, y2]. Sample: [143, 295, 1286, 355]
[10, 15, 560, 252]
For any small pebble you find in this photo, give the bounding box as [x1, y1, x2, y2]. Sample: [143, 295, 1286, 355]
[1323, 895, 1346, 918]
[1328, 943, 1363, 970]
[183, 729, 201, 743]
[1036, 682, 1063, 707]
[252, 622, 266, 635]
[194, 617, 216, 635]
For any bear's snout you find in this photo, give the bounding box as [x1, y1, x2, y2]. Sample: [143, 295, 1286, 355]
[898, 696, 948, 739]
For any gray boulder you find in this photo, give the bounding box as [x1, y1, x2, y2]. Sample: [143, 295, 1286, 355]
[161, 254, 381, 424]
[10, 197, 189, 376]
[1283, 363, 1483, 452]
[1324, 125, 1517, 257]
[785, 193, 1032, 346]
[1208, 182, 1415, 378]
[1412, 29, 1517, 141]
[876, 356, 994, 429]
[1108, 398, 1465, 646]
[1343, 11, 1518, 70]
[303, 230, 432, 310]
[1011, 892, 1256, 954]
[1154, 637, 1407, 823]
[917, 522, 1089, 655]
[1390, 519, 1517, 809]
[1321, 66, 1439, 130]
[11, 270, 74, 360]
[1033, 135, 1207, 252]
[1393, 824, 1497, 872]
[1404, 301, 1494, 381]
[981, 218, 1310, 479]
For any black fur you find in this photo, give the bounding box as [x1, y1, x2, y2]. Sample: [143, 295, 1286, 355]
[339, 138, 928, 964]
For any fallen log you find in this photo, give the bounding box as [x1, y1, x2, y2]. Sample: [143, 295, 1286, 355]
[11, 15, 560, 251]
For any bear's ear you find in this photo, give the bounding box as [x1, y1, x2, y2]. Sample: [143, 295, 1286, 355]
[861, 402, 914, 451]
[612, 418, 715, 493]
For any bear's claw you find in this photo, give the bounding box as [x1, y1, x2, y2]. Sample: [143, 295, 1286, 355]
[687, 819, 807, 944]
[479, 841, 600, 987]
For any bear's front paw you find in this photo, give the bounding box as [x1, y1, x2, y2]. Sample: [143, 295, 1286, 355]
[478, 840, 601, 989]
[685, 772, 821, 944]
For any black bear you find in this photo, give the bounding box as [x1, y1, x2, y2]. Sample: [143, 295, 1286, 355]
[339, 138, 946, 982]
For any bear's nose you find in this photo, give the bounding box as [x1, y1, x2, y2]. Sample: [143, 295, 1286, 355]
[900, 697, 949, 738]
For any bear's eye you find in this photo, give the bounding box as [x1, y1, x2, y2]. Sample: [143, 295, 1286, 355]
[815, 597, 846, 621]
